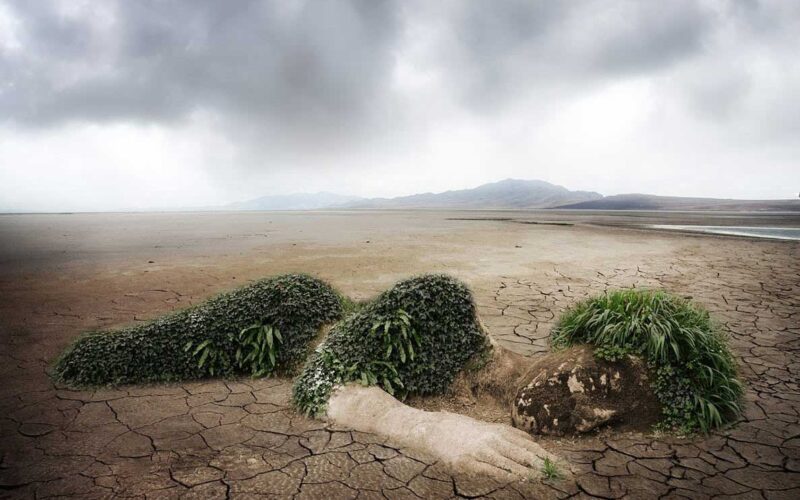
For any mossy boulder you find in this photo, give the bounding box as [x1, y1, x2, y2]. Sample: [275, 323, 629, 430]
[293, 274, 488, 416]
[551, 289, 743, 433]
[54, 274, 343, 386]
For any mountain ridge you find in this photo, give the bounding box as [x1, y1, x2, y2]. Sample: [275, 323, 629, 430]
[225, 179, 800, 212]
[340, 179, 602, 209]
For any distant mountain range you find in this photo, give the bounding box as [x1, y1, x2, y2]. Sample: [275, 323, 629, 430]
[227, 179, 800, 212]
[341, 179, 601, 209]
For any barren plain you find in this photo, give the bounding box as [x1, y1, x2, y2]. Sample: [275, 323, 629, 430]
[1, 210, 799, 499]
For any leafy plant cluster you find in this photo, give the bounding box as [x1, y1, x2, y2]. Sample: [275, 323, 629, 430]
[551, 289, 743, 433]
[54, 274, 343, 386]
[292, 274, 488, 416]
[183, 321, 285, 378]
[235, 322, 283, 377]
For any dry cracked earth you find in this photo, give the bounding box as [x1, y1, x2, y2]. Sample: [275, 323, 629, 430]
[1, 212, 799, 499]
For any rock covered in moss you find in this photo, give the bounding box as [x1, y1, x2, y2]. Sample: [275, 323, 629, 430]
[54, 274, 343, 386]
[550, 289, 742, 433]
[512, 345, 660, 435]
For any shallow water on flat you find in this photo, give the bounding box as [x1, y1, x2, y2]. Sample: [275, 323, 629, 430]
[650, 224, 800, 241]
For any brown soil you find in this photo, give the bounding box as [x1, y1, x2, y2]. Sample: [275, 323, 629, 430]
[512, 345, 661, 435]
[407, 341, 531, 424]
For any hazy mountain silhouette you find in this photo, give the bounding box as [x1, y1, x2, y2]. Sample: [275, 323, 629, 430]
[342, 179, 602, 209]
[226, 180, 799, 211]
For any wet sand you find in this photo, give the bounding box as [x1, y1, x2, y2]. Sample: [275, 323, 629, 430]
[1, 210, 799, 498]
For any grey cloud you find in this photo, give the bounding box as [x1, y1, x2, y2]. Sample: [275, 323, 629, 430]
[587, 2, 711, 74]
[1, 0, 400, 142]
[1, 0, 799, 211]
[682, 66, 752, 122]
[674, 0, 800, 138]
[1, 0, 798, 156]
[1, 0, 722, 128]
[427, 0, 800, 143]
[433, 0, 714, 109]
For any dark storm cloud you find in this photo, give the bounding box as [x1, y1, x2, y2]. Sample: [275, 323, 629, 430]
[438, 0, 714, 109]
[1, 0, 798, 210]
[1, 0, 798, 143]
[0, 0, 400, 140]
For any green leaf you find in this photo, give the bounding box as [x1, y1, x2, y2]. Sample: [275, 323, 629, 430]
[198, 349, 209, 368]
[193, 339, 212, 356]
[265, 326, 274, 350]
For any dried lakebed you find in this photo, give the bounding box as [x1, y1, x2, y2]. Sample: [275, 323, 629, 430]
[1, 210, 799, 498]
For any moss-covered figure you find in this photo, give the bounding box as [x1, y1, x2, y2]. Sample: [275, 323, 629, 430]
[292, 274, 488, 416]
[49, 272, 569, 480]
[53, 273, 740, 480]
[54, 274, 343, 386]
[550, 289, 743, 433]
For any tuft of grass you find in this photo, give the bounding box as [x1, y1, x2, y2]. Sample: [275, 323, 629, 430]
[551, 289, 743, 434]
[541, 458, 562, 480]
[339, 294, 363, 317]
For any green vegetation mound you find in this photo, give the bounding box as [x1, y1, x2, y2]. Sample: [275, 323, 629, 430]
[55, 274, 343, 386]
[551, 289, 743, 433]
[293, 274, 488, 416]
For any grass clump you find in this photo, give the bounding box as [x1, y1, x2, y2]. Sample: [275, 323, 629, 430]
[541, 458, 562, 481]
[292, 274, 488, 416]
[551, 289, 742, 433]
[54, 274, 343, 386]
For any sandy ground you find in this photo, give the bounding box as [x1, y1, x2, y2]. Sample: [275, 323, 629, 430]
[1, 210, 799, 499]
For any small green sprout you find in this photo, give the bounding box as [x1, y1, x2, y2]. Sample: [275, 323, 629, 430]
[541, 457, 562, 480]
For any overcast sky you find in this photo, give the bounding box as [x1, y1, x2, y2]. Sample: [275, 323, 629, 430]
[1, 0, 798, 211]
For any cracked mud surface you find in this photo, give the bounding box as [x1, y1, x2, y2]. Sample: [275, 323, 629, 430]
[1, 211, 799, 498]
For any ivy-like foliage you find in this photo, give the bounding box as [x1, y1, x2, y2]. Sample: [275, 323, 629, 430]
[292, 274, 488, 416]
[551, 289, 743, 433]
[54, 274, 343, 386]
